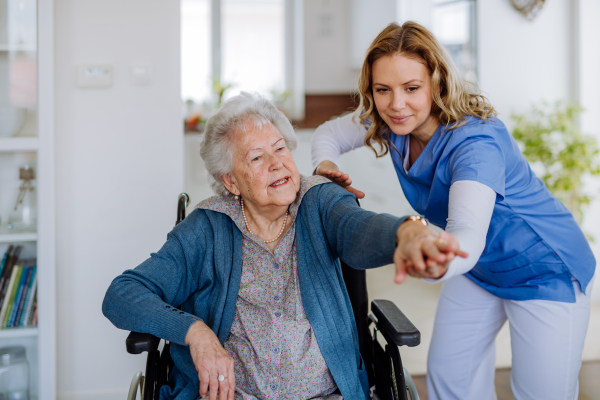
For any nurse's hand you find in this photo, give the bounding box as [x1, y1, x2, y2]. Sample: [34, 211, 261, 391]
[394, 226, 467, 283]
[404, 232, 468, 280]
[315, 160, 366, 199]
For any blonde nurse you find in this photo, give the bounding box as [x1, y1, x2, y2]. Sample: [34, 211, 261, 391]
[311, 21, 596, 400]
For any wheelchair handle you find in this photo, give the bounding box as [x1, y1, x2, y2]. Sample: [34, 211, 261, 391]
[176, 193, 190, 226]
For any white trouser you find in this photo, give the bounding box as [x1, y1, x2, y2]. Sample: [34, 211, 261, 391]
[426, 275, 593, 400]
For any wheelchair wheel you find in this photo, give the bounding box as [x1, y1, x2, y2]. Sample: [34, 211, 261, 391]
[403, 368, 419, 400]
[127, 371, 144, 400]
[370, 368, 420, 400]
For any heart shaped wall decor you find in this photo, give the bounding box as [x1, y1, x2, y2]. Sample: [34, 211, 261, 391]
[510, 0, 546, 21]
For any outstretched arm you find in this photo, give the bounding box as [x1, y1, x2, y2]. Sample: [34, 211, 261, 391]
[313, 183, 465, 279]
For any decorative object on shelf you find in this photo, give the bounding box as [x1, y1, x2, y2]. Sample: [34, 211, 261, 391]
[510, 0, 545, 21]
[0, 106, 27, 137]
[0, 346, 30, 400]
[512, 102, 600, 234]
[7, 166, 36, 231]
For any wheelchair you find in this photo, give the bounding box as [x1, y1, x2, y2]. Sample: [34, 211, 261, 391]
[125, 194, 422, 400]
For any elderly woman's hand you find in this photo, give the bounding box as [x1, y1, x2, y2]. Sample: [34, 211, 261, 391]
[394, 222, 467, 283]
[185, 320, 235, 400]
[315, 160, 366, 199]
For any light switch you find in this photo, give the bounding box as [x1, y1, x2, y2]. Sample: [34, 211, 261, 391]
[77, 65, 113, 88]
[130, 64, 153, 86]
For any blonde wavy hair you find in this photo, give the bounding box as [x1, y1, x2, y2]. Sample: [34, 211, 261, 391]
[357, 21, 496, 157]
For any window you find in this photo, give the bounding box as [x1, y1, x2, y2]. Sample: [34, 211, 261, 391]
[181, 0, 286, 105]
[432, 0, 477, 82]
[181, 0, 211, 103]
[222, 0, 285, 98]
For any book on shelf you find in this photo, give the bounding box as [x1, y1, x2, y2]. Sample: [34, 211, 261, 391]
[0, 246, 38, 329]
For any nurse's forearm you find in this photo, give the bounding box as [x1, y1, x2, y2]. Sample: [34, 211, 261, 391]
[311, 113, 367, 168]
[425, 180, 495, 282]
[427, 228, 485, 281]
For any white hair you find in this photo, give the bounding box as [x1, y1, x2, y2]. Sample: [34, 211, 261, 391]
[199, 92, 298, 197]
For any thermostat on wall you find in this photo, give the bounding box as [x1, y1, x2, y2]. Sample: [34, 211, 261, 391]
[77, 65, 113, 88]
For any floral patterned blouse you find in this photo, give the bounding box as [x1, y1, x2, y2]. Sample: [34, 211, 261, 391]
[197, 175, 343, 400]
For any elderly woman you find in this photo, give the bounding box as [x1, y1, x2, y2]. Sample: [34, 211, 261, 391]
[103, 92, 465, 400]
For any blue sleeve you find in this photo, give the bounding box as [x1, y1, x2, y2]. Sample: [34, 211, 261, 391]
[448, 134, 506, 200]
[309, 183, 408, 269]
[102, 211, 207, 346]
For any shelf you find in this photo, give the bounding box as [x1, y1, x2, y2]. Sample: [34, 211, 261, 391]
[0, 228, 38, 243]
[0, 327, 38, 340]
[0, 137, 39, 152]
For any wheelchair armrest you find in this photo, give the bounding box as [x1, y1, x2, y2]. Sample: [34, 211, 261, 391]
[126, 331, 161, 354]
[371, 299, 420, 347]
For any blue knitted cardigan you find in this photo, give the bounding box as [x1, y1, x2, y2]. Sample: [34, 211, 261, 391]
[102, 182, 406, 400]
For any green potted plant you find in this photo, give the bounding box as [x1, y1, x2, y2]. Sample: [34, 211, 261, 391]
[512, 102, 600, 234]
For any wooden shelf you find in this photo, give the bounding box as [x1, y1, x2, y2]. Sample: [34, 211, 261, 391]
[0, 327, 38, 340]
[0, 137, 39, 152]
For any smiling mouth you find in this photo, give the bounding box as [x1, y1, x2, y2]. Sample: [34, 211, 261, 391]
[389, 115, 411, 124]
[269, 177, 290, 187]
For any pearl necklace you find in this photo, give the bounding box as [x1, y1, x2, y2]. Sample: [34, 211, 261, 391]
[240, 198, 289, 243]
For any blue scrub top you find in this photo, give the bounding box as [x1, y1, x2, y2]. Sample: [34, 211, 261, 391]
[387, 116, 595, 302]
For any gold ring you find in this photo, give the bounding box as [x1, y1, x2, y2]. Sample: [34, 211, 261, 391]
[434, 238, 445, 246]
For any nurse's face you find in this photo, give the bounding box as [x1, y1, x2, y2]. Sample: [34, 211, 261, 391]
[372, 54, 439, 140]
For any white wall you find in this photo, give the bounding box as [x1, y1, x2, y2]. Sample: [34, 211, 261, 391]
[54, 1, 183, 398]
[304, 0, 357, 94]
[478, 0, 600, 301]
[349, 0, 397, 68]
[478, 0, 571, 123]
[302, 0, 432, 94]
[579, 0, 600, 301]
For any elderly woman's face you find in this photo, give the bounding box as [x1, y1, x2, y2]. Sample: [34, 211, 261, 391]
[224, 122, 300, 208]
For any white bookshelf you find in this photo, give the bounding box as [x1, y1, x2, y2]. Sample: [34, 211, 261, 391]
[0, 45, 37, 52]
[0, 137, 40, 152]
[0, 0, 56, 399]
[0, 231, 38, 243]
[0, 327, 38, 339]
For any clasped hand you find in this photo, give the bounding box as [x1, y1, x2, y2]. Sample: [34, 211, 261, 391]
[394, 224, 467, 283]
[316, 162, 468, 283]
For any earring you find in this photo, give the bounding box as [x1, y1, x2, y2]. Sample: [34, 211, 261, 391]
[234, 195, 239, 200]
